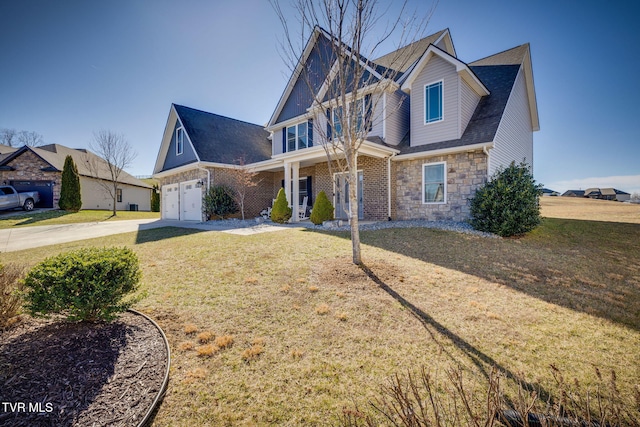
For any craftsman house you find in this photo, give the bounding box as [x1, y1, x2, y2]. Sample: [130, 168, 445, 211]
[153, 28, 538, 222]
[0, 144, 152, 211]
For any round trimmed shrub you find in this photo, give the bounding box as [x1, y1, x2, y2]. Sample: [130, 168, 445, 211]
[469, 161, 542, 237]
[309, 190, 334, 225]
[23, 247, 142, 322]
[271, 188, 292, 224]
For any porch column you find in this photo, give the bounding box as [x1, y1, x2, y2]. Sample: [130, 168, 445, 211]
[291, 161, 300, 222]
[284, 161, 291, 211]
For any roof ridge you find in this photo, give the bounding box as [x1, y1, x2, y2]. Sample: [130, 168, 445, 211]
[469, 43, 529, 66]
[173, 104, 264, 128]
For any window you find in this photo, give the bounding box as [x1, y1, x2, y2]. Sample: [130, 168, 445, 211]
[116, 188, 123, 203]
[331, 97, 370, 138]
[285, 121, 312, 152]
[424, 80, 443, 124]
[423, 162, 446, 203]
[176, 126, 185, 155]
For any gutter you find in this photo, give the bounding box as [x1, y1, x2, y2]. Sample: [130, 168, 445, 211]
[391, 142, 494, 162]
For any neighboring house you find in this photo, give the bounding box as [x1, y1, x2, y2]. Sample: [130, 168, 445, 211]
[562, 190, 585, 197]
[584, 187, 630, 202]
[0, 144, 152, 211]
[154, 27, 539, 222]
[541, 188, 559, 196]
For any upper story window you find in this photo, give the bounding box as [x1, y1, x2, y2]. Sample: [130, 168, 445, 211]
[424, 80, 443, 124]
[285, 120, 313, 152]
[176, 126, 185, 155]
[332, 97, 368, 138]
[423, 162, 446, 204]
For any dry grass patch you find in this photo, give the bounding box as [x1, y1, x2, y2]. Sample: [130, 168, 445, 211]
[540, 196, 640, 224]
[315, 303, 330, 315]
[196, 331, 214, 343]
[196, 344, 219, 357]
[214, 335, 234, 349]
[183, 323, 198, 334]
[177, 341, 194, 352]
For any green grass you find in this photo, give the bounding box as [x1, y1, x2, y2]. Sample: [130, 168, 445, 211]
[2, 215, 639, 426]
[0, 209, 160, 229]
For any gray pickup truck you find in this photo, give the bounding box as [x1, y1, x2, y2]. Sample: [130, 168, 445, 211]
[0, 185, 40, 211]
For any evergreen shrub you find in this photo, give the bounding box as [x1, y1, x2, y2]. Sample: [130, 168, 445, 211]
[23, 247, 142, 322]
[310, 190, 334, 225]
[470, 161, 542, 237]
[271, 188, 292, 224]
[58, 155, 82, 211]
[203, 185, 238, 220]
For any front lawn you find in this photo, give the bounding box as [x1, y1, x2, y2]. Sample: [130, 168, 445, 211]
[2, 207, 639, 425]
[0, 209, 160, 229]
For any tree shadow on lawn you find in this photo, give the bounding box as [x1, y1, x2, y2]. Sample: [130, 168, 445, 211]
[359, 263, 551, 400]
[0, 320, 129, 427]
[308, 217, 640, 332]
[134, 226, 206, 245]
[6, 209, 72, 227]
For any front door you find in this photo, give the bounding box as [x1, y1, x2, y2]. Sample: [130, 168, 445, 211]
[334, 171, 363, 220]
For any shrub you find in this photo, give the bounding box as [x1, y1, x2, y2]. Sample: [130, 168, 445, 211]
[203, 185, 238, 220]
[469, 161, 542, 237]
[58, 155, 82, 211]
[0, 263, 25, 328]
[271, 188, 292, 224]
[151, 184, 160, 212]
[23, 247, 142, 322]
[309, 190, 334, 225]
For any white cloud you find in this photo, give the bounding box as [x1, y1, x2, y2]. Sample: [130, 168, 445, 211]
[546, 174, 640, 196]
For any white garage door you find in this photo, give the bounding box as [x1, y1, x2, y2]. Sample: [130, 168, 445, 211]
[162, 184, 180, 220]
[181, 181, 202, 221]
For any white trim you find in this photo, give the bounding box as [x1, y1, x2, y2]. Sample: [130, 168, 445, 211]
[175, 126, 184, 156]
[424, 79, 444, 125]
[422, 161, 447, 205]
[392, 142, 493, 161]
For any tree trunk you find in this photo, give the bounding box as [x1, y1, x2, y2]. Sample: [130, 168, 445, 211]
[348, 152, 361, 265]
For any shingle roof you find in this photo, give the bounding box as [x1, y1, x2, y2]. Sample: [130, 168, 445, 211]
[0, 144, 151, 189]
[469, 44, 529, 66]
[396, 63, 521, 155]
[0, 144, 17, 162]
[174, 104, 271, 165]
[373, 29, 448, 74]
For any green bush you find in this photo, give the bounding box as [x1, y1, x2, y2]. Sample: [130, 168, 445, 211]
[470, 161, 542, 237]
[151, 184, 160, 212]
[0, 263, 25, 328]
[310, 190, 334, 225]
[58, 155, 82, 211]
[271, 188, 292, 224]
[23, 247, 142, 322]
[203, 185, 238, 220]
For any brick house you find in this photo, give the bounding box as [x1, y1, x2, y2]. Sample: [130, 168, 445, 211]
[153, 28, 539, 222]
[0, 144, 152, 211]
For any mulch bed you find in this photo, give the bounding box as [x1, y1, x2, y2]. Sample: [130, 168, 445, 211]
[0, 311, 168, 427]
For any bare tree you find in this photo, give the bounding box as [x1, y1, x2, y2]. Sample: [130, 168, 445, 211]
[272, 0, 432, 264]
[86, 130, 137, 217]
[0, 128, 18, 147]
[223, 157, 263, 221]
[17, 130, 44, 147]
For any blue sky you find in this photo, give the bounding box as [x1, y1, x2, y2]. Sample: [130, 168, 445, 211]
[1, 0, 638, 194]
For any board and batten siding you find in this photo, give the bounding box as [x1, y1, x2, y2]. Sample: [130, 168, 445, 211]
[460, 78, 481, 136]
[409, 55, 459, 146]
[162, 120, 198, 171]
[489, 66, 534, 176]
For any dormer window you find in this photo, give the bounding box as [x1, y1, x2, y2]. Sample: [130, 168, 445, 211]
[424, 80, 443, 124]
[176, 126, 185, 155]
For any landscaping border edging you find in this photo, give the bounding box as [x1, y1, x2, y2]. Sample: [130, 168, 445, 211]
[128, 309, 171, 427]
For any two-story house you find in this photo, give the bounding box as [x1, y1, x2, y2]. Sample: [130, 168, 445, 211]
[153, 28, 539, 222]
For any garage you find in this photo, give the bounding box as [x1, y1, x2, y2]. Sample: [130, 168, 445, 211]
[180, 180, 202, 221]
[10, 180, 55, 208]
[162, 184, 179, 220]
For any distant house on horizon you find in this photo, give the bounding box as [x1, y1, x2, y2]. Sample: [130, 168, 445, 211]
[562, 188, 630, 202]
[541, 188, 559, 196]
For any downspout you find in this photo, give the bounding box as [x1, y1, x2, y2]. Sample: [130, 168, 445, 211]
[387, 152, 396, 221]
[483, 144, 491, 176]
[197, 164, 211, 189]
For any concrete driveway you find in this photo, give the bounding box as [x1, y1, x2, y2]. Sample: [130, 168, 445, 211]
[0, 219, 295, 252]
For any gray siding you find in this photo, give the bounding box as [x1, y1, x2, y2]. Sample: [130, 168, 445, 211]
[409, 55, 459, 147]
[489, 66, 533, 175]
[162, 120, 198, 171]
[383, 89, 409, 146]
[460, 78, 481, 137]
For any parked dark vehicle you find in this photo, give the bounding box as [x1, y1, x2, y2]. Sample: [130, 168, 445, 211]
[0, 185, 40, 211]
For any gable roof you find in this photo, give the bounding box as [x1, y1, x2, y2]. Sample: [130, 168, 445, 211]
[0, 144, 151, 188]
[0, 144, 18, 162]
[165, 104, 271, 167]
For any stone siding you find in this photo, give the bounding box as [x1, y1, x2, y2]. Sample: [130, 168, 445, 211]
[395, 150, 488, 221]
